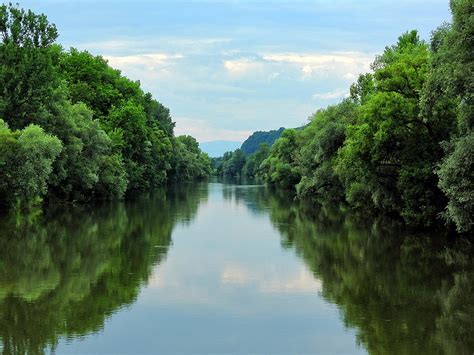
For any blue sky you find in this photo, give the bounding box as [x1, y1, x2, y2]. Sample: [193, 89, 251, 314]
[22, 0, 451, 142]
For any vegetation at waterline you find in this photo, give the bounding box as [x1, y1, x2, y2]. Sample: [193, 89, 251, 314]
[0, 4, 211, 209]
[216, 0, 473, 234]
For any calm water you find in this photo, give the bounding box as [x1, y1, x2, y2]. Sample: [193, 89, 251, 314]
[0, 182, 473, 354]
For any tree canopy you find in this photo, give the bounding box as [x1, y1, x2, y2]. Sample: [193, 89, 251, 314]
[0, 3, 210, 209]
[228, 1, 473, 234]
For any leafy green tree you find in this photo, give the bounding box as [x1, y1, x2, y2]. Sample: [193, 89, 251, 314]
[224, 149, 246, 177]
[241, 128, 285, 155]
[336, 31, 444, 226]
[0, 3, 60, 130]
[421, 0, 473, 232]
[42, 98, 128, 200]
[243, 143, 270, 178]
[143, 93, 175, 137]
[437, 133, 474, 232]
[297, 100, 357, 201]
[217, 149, 247, 177]
[171, 135, 212, 181]
[349, 73, 375, 105]
[260, 129, 302, 189]
[59, 49, 140, 120]
[107, 100, 172, 190]
[0, 120, 62, 208]
[0, 3, 210, 209]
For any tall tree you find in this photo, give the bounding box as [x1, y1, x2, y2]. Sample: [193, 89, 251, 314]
[0, 3, 60, 129]
[422, 0, 474, 232]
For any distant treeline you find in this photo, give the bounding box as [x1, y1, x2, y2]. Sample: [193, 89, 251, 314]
[0, 4, 211, 209]
[215, 0, 473, 234]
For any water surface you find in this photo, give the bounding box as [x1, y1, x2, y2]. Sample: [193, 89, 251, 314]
[0, 182, 473, 354]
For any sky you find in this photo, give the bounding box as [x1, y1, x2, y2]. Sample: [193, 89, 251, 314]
[21, 0, 451, 143]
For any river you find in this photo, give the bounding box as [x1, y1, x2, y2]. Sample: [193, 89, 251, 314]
[0, 181, 472, 354]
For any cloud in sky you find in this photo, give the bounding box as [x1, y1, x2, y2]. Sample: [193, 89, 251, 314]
[222, 52, 372, 81]
[23, 0, 451, 142]
[174, 117, 252, 143]
[105, 53, 184, 69]
[312, 89, 349, 100]
[262, 52, 373, 79]
[223, 58, 263, 75]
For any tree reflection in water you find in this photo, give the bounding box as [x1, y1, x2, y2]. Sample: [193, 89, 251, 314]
[0, 183, 207, 354]
[1, 182, 473, 354]
[232, 185, 474, 355]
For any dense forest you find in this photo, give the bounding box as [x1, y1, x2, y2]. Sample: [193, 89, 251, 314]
[240, 127, 285, 155]
[216, 0, 473, 234]
[0, 4, 211, 209]
[211, 128, 285, 175]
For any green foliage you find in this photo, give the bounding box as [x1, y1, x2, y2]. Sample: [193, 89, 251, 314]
[240, 127, 285, 155]
[0, 3, 60, 129]
[349, 73, 374, 104]
[437, 133, 474, 232]
[336, 31, 442, 226]
[258, 7, 473, 232]
[296, 99, 357, 201]
[260, 129, 301, 188]
[43, 99, 128, 200]
[421, 0, 474, 232]
[171, 135, 212, 181]
[219, 148, 246, 177]
[0, 4, 209, 208]
[59, 48, 140, 120]
[242, 143, 270, 178]
[0, 120, 62, 208]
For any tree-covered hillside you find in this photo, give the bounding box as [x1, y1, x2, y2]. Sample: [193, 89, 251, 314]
[240, 127, 285, 155]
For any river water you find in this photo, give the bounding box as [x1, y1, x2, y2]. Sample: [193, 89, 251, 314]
[0, 181, 473, 354]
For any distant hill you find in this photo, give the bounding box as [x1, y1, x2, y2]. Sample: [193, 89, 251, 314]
[199, 140, 242, 157]
[240, 127, 285, 155]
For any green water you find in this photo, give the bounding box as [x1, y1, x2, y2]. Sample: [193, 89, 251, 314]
[0, 182, 473, 354]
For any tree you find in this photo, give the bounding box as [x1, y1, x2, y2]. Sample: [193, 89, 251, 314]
[0, 120, 62, 208]
[0, 3, 60, 129]
[421, 0, 474, 232]
[297, 100, 357, 201]
[42, 98, 128, 200]
[260, 129, 301, 188]
[243, 143, 270, 178]
[437, 133, 474, 232]
[171, 135, 212, 181]
[336, 31, 444, 226]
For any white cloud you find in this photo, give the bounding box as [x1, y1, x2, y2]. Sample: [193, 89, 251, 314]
[312, 89, 349, 100]
[259, 268, 322, 294]
[221, 264, 254, 284]
[219, 264, 322, 294]
[223, 58, 262, 75]
[174, 117, 252, 143]
[262, 52, 372, 79]
[104, 53, 184, 70]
